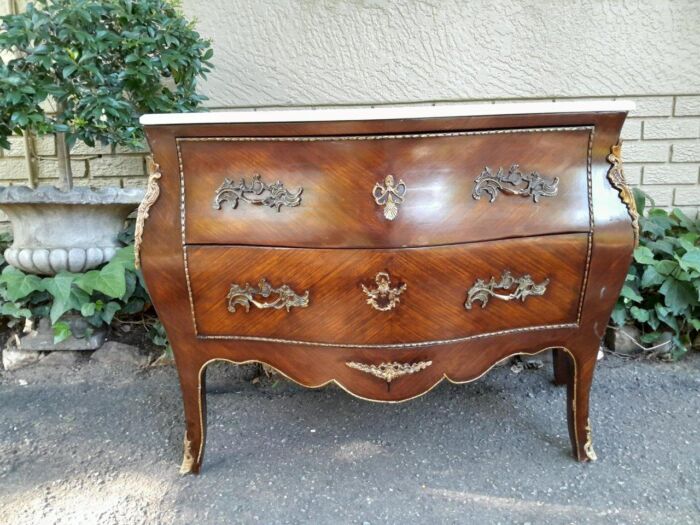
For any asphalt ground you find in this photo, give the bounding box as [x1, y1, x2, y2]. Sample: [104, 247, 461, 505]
[1, 352, 698, 524]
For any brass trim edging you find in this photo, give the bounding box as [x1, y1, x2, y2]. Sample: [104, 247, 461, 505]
[196, 322, 578, 348]
[134, 156, 162, 269]
[177, 135, 200, 336]
[176, 127, 592, 144]
[575, 129, 595, 324]
[176, 127, 595, 342]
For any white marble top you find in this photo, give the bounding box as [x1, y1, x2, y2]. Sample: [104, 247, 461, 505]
[140, 100, 635, 126]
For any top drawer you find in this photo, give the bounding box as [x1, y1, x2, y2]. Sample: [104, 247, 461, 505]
[179, 127, 592, 247]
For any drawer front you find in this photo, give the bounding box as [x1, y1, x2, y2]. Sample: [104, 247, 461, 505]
[179, 127, 592, 247]
[185, 234, 588, 346]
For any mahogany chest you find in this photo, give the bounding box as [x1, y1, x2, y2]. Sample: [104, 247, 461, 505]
[138, 101, 637, 474]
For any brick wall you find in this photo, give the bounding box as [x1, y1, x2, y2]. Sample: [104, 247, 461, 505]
[615, 95, 700, 216]
[0, 137, 149, 190]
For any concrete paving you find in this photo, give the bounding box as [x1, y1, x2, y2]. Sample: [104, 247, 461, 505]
[1, 353, 698, 524]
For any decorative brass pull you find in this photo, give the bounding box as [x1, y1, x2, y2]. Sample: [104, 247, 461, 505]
[372, 175, 406, 220]
[361, 272, 406, 311]
[346, 361, 432, 385]
[464, 270, 549, 309]
[213, 174, 302, 211]
[227, 278, 309, 313]
[472, 164, 558, 203]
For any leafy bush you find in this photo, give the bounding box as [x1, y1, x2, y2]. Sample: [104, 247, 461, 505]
[611, 189, 700, 360]
[0, 227, 169, 352]
[0, 0, 212, 188]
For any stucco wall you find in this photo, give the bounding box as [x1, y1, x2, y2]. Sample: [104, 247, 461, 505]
[1, 0, 699, 214]
[185, 0, 698, 107]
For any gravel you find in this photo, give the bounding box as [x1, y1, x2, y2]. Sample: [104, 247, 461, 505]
[0, 353, 698, 524]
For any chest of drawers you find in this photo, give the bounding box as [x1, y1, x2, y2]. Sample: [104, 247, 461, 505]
[138, 101, 636, 474]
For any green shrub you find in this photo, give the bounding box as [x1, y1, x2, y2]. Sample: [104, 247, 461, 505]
[611, 189, 700, 360]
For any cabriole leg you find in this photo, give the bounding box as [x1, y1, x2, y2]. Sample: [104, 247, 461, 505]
[552, 348, 570, 386]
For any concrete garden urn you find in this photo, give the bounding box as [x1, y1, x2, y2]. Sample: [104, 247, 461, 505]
[0, 186, 144, 275]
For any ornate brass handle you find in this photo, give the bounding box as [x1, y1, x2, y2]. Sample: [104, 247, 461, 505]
[464, 270, 549, 309]
[346, 360, 432, 385]
[213, 174, 302, 211]
[472, 164, 558, 203]
[372, 175, 406, 220]
[227, 278, 309, 313]
[361, 272, 406, 311]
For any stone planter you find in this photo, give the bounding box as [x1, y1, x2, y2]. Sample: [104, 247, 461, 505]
[0, 186, 144, 275]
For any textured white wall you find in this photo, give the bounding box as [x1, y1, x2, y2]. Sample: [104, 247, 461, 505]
[182, 0, 700, 107]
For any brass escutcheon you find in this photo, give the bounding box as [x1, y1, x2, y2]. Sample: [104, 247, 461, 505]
[372, 175, 406, 220]
[361, 272, 406, 311]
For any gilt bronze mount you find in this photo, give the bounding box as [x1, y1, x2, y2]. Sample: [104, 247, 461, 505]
[213, 174, 302, 212]
[472, 164, 559, 203]
[134, 156, 162, 269]
[607, 143, 639, 244]
[372, 175, 406, 220]
[465, 270, 549, 309]
[227, 278, 309, 313]
[346, 360, 433, 384]
[361, 271, 407, 311]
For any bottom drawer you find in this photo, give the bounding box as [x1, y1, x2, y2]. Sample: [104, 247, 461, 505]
[185, 233, 588, 346]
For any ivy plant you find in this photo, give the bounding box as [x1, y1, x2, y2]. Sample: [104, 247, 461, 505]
[0, 243, 145, 341]
[0, 228, 169, 353]
[611, 189, 700, 360]
[0, 0, 212, 189]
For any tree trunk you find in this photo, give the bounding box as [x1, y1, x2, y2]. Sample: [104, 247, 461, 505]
[22, 132, 37, 188]
[55, 102, 73, 191]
